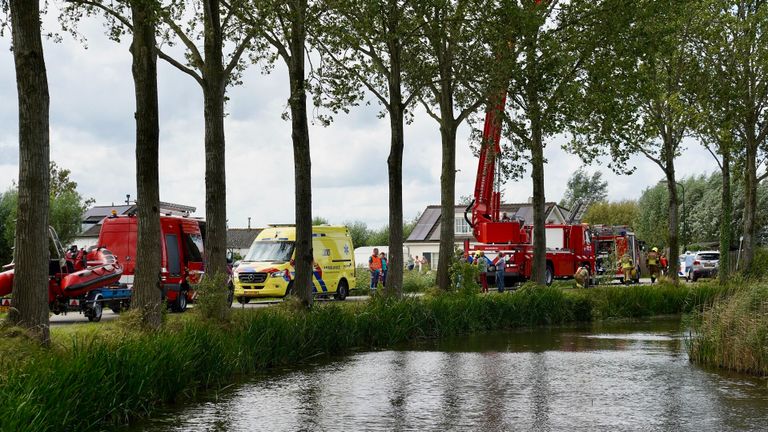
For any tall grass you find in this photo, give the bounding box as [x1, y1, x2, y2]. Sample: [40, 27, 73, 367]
[0, 282, 730, 431]
[687, 280, 768, 376]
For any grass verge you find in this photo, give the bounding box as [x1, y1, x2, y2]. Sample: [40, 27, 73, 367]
[0, 281, 729, 430]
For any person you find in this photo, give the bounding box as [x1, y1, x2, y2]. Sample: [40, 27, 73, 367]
[684, 251, 694, 280]
[369, 248, 382, 293]
[379, 252, 388, 287]
[647, 247, 660, 283]
[660, 253, 668, 277]
[407, 256, 415, 271]
[475, 251, 491, 293]
[501, 212, 511, 222]
[574, 264, 589, 288]
[620, 253, 634, 285]
[415, 255, 423, 273]
[494, 252, 506, 292]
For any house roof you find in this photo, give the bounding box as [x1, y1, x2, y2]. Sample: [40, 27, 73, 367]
[227, 228, 262, 249]
[406, 202, 569, 243]
[78, 224, 104, 238]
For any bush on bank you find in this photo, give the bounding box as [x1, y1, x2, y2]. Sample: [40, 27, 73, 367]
[687, 281, 768, 377]
[0, 282, 730, 431]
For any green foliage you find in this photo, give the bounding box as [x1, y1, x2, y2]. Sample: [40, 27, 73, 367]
[583, 200, 638, 227]
[687, 281, 768, 376]
[449, 260, 480, 295]
[311, 216, 330, 225]
[560, 168, 608, 210]
[402, 270, 435, 293]
[194, 274, 231, 322]
[344, 220, 369, 248]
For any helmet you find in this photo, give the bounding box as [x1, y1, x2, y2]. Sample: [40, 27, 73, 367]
[652, 247, 658, 252]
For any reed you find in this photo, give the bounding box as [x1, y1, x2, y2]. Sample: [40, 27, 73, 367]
[0, 282, 731, 431]
[687, 280, 768, 377]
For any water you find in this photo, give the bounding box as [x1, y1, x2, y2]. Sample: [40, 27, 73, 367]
[136, 319, 768, 431]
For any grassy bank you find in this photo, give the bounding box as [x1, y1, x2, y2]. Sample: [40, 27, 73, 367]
[0, 282, 729, 431]
[687, 281, 768, 377]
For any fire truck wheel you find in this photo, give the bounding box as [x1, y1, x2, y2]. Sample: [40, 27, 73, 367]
[109, 301, 122, 314]
[172, 291, 188, 313]
[335, 279, 349, 301]
[545, 265, 554, 286]
[87, 301, 103, 322]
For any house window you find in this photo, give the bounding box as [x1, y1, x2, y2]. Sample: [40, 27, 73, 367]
[455, 217, 470, 235]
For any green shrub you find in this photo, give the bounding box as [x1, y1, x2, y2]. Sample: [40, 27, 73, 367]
[194, 273, 231, 322]
[403, 270, 436, 293]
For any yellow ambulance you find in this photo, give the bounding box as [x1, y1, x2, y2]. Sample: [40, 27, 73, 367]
[232, 225, 355, 303]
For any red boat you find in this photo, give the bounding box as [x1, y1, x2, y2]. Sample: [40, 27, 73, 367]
[0, 228, 123, 306]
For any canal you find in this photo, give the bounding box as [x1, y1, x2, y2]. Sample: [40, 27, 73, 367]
[135, 318, 768, 431]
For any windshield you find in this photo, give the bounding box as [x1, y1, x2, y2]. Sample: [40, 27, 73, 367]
[244, 241, 295, 263]
[697, 253, 719, 261]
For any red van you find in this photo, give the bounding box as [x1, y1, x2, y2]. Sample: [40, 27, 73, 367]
[97, 214, 205, 312]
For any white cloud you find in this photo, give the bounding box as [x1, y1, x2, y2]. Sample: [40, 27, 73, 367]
[0, 5, 721, 233]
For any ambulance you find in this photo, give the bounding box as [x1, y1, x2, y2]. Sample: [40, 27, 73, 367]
[233, 225, 355, 303]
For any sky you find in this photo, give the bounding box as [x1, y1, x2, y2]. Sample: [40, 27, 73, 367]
[0, 5, 718, 230]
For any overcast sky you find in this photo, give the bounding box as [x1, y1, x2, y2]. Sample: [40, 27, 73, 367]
[0, 5, 718, 230]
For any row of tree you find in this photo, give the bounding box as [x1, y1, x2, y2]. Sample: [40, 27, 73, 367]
[4, 0, 767, 342]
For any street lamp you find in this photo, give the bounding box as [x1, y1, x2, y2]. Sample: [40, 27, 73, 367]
[659, 180, 687, 251]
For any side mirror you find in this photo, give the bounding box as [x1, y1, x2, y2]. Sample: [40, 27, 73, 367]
[226, 250, 234, 264]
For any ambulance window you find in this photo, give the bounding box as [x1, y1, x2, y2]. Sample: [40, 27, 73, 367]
[165, 235, 181, 275]
[183, 234, 204, 263]
[244, 241, 295, 262]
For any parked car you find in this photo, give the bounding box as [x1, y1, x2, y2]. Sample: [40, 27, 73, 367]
[687, 251, 720, 281]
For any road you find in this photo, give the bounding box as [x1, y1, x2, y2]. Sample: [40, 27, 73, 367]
[48, 295, 372, 326]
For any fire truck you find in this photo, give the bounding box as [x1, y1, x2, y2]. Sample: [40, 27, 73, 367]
[462, 82, 595, 287]
[592, 225, 643, 283]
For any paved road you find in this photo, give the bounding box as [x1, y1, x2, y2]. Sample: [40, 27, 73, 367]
[49, 295, 372, 327]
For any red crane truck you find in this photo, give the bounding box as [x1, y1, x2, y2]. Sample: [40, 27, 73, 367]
[462, 81, 595, 287]
[592, 225, 642, 283]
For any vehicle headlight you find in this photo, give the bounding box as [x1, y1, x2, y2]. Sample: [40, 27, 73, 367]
[271, 271, 284, 278]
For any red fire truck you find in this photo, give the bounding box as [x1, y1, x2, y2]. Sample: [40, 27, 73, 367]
[462, 84, 595, 287]
[592, 225, 642, 283]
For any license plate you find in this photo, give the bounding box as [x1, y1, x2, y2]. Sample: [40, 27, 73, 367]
[704, 263, 714, 268]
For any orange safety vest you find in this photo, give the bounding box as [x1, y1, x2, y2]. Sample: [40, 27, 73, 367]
[369, 255, 382, 271]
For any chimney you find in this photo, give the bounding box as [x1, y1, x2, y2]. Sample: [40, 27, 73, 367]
[248, 217, 251, 230]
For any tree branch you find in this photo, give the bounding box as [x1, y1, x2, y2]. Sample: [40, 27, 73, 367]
[66, 0, 133, 31]
[157, 48, 203, 85]
[224, 32, 255, 77]
[158, 7, 204, 70]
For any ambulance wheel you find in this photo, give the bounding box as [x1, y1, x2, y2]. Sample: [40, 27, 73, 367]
[545, 265, 554, 286]
[87, 301, 103, 322]
[237, 297, 250, 305]
[284, 281, 294, 297]
[172, 291, 188, 313]
[335, 279, 349, 301]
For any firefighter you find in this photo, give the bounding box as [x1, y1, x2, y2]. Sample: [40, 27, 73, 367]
[475, 251, 490, 293]
[620, 253, 634, 285]
[574, 264, 589, 289]
[647, 247, 660, 283]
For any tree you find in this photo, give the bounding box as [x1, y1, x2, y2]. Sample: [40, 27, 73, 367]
[62, 0, 256, 282]
[582, 200, 638, 227]
[228, 0, 315, 307]
[570, 0, 699, 281]
[312, 0, 423, 296]
[343, 220, 369, 248]
[411, 0, 490, 290]
[6, 0, 51, 344]
[130, 0, 163, 328]
[312, 216, 329, 225]
[560, 169, 608, 210]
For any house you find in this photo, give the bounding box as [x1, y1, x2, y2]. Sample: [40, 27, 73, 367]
[72, 201, 197, 249]
[227, 228, 263, 259]
[404, 202, 571, 270]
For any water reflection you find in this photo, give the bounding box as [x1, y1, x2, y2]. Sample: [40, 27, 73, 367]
[133, 318, 768, 432]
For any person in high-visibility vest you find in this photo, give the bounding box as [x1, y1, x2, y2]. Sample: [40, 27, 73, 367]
[647, 247, 660, 283]
[620, 253, 634, 285]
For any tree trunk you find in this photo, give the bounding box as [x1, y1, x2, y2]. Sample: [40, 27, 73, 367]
[385, 6, 403, 297]
[8, 0, 51, 345]
[530, 121, 547, 285]
[719, 148, 731, 283]
[665, 168, 679, 283]
[202, 0, 228, 278]
[741, 134, 757, 271]
[288, 0, 313, 307]
[130, 0, 163, 328]
[437, 119, 457, 291]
